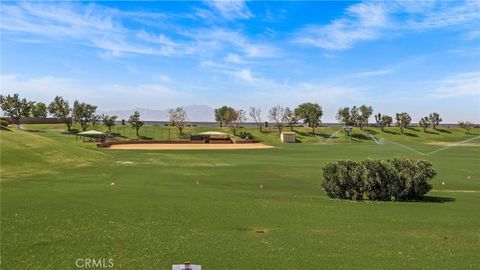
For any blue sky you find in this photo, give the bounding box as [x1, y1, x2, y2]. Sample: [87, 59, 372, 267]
[1, 0, 479, 122]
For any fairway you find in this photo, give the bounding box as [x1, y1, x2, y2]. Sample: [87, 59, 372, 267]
[1, 124, 479, 269]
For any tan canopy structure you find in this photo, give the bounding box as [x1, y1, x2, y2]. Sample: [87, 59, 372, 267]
[76, 130, 106, 142]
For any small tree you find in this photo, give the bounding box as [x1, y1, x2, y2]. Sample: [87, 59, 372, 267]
[249, 107, 263, 132]
[32, 102, 48, 118]
[428, 112, 442, 129]
[294, 102, 323, 133]
[336, 107, 353, 126]
[72, 100, 97, 131]
[128, 111, 144, 138]
[0, 93, 33, 128]
[214, 106, 235, 127]
[284, 107, 298, 131]
[419, 116, 430, 132]
[227, 109, 246, 136]
[375, 113, 385, 131]
[169, 107, 187, 135]
[48, 96, 72, 131]
[458, 121, 474, 132]
[350, 106, 360, 127]
[92, 114, 102, 126]
[383, 115, 393, 127]
[358, 105, 373, 130]
[395, 112, 412, 134]
[269, 105, 287, 134]
[102, 115, 118, 134]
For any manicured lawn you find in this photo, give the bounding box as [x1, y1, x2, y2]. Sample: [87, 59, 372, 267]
[1, 124, 479, 269]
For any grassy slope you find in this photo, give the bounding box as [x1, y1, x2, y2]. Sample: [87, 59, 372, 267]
[1, 125, 479, 269]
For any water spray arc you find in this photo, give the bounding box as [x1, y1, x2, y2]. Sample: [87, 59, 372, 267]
[365, 134, 480, 156]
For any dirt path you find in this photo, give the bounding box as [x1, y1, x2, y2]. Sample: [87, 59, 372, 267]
[109, 143, 274, 150]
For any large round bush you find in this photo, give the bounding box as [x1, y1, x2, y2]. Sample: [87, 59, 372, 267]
[322, 158, 436, 201]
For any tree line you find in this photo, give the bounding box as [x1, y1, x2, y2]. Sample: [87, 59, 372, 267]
[0, 93, 476, 136]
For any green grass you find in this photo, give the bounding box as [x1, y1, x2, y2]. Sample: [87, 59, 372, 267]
[1, 124, 479, 269]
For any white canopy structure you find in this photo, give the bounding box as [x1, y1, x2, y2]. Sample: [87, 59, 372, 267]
[76, 130, 106, 142]
[77, 130, 105, 136]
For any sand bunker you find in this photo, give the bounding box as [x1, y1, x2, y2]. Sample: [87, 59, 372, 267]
[109, 143, 274, 150]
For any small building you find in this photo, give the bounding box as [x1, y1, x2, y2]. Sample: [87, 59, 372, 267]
[280, 132, 296, 143]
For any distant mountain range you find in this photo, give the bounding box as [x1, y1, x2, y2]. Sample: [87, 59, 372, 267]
[99, 105, 215, 122]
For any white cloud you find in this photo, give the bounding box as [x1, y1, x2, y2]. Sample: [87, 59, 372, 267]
[351, 68, 393, 78]
[405, 1, 480, 30]
[180, 28, 280, 58]
[0, 2, 153, 56]
[295, 2, 390, 50]
[294, 1, 480, 51]
[204, 0, 253, 20]
[430, 72, 480, 98]
[0, 2, 275, 60]
[152, 74, 172, 83]
[224, 53, 245, 64]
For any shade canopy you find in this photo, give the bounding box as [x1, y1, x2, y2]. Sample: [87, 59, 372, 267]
[77, 130, 105, 136]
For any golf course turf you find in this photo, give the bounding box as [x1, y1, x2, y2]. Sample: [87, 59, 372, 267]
[1, 124, 479, 269]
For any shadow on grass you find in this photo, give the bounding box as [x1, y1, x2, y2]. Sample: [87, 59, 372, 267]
[295, 131, 332, 139]
[62, 129, 80, 135]
[404, 132, 419, 137]
[425, 130, 440, 135]
[363, 128, 378, 135]
[138, 136, 153, 140]
[23, 129, 46, 133]
[407, 127, 421, 132]
[435, 128, 452, 134]
[352, 133, 371, 140]
[0, 126, 12, 131]
[382, 129, 400, 135]
[111, 132, 128, 138]
[416, 196, 456, 203]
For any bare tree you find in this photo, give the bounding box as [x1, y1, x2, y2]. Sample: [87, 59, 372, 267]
[269, 105, 287, 133]
[458, 121, 474, 132]
[284, 107, 298, 131]
[249, 107, 263, 132]
[169, 107, 187, 135]
[227, 109, 246, 136]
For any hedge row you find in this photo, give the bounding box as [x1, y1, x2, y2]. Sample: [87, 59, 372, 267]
[322, 158, 436, 201]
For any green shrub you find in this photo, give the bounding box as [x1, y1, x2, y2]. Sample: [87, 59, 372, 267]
[0, 119, 9, 127]
[238, 131, 254, 139]
[322, 158, 436, 201]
